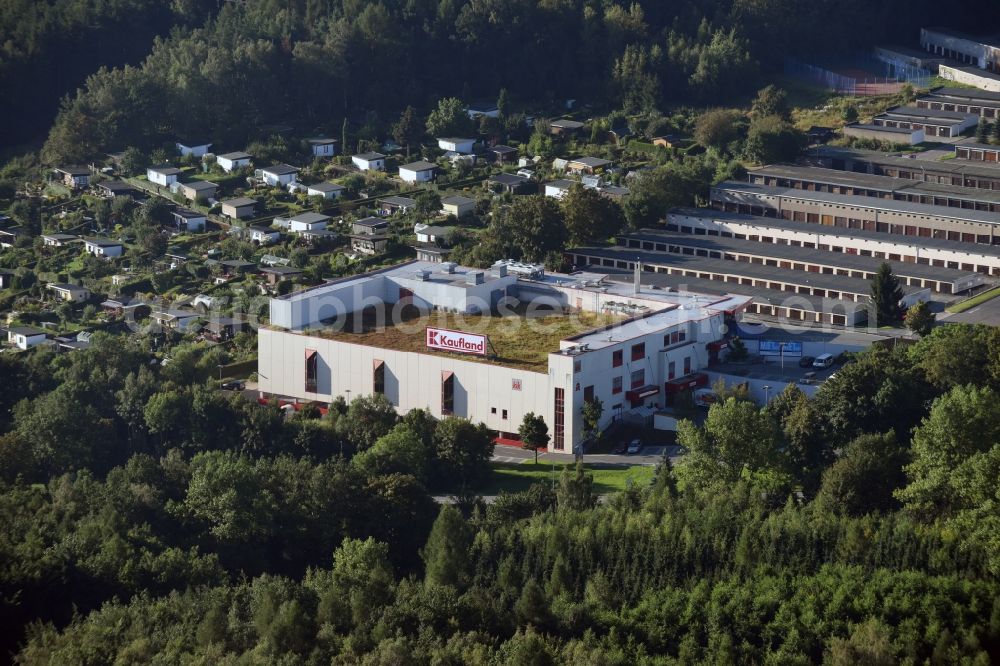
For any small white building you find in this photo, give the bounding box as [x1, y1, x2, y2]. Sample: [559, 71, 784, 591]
[544, 179, 574, 199]
[48, 283, 91, 303]
[83, 238, 124, 258]
[399, 161, 436, 183]
[7, 326, 47, 350]
[250, 226, 282, 245]
[216, 151, 252, 172]
[260, 164, 300, 187]
[289, 212, 330, 233]
[414, 224, 452, 244]
[305, 182, 345, 200]
[176, 141, 212, 158]
[308, 138, 338, 157]
[437, 137, 476, 154]
[173, 208, 207, 232]
[441, 195, 475, 218]
[352, 152, 386, 171]
[42, 233, 78, 247]
[147, 167, 182, 188]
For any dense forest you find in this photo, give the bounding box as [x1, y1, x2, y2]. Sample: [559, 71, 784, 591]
[16, 0, 996, 163]
[2, 324, 1000, 662]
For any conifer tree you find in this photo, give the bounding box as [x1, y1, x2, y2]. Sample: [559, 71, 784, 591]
[421, 505, 472, 589]
[869, 262, 904, 326]
[977, 118, 990, 144]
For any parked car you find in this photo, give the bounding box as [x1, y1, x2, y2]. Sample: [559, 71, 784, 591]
[626, 439, 643, 455]
[799, 355, 815, 368]
[813, 353, 835, 369]
[612, 441, 628, 455]
[221, 380, 245, 391]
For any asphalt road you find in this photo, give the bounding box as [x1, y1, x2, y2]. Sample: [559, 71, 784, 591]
[492, 444, 679, 467]
[939, 296, 1000, 326]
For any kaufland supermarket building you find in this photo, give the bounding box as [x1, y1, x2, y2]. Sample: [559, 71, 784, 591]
[258, 260, 750, 452]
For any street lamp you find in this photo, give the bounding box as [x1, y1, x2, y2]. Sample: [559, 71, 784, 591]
[763, 385, 771, 405]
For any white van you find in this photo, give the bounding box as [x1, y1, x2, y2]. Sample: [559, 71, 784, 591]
[812, 353, 834, 369]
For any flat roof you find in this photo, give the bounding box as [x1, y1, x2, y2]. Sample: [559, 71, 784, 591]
[668, 207, 1000, 258]
[219, 151, 251, 160]
[380, 196, 417, 206]
[490, 173, 531, 186]
[881, 106, 975, 121]
[400, 161, 436, 171]
[956, 142, 1000, 151]
[750, 164, 1000, 204]
[712, 180, 1000, 225]
[845, 123, 917, 134]
[442, 195, 475, 205]
[599, 270, 866, 316]
[438, 137, 474, 143]
[354, 216, 389, 227]
[551, 119, 585, 128]
[43, 233, 78, 240]
[307, 181, 344, 192]
[290, 212, 330, 224]
[308, 138, 337, 144]
[174, 208, 205, 218]
[618, 229, 979, 283]
[353, 152, 385, 160]
[263, 164, 299, 175]
[569, 245, 926, 296]
[83, 237, 122, 246]
[181, 180, 217, 191]
[928, 87, 1000, 103]
[545, 179, 574, 189]
[922, 27, 1000, 49]
[221, 197, 257, 207]
[809, 145, 1000, 180]
[149, 167, 182, 175]
[570, 157, 612, 167]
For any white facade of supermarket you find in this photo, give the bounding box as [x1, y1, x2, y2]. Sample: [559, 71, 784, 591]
[258, 261, 749, 451]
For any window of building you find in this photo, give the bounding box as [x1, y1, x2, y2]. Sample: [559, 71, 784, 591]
[491, 407, 497, 414]
[553, 388, 565, 450]
[502, 409, 508, 420]
[574, 359, 582, 373]
[630, 369, 645, 389]
[584, 385, 594, 403]
[305, 349, 318, 392]
[668, 361, 676, 380]
[678, 330, 686, 342]
[373, 360, 385, 395]
[441, 372, 455, 415]
[683, 356, 691, 374]
[631, 342, 645, 361]
[612, 376, 622, 394]
[612, 349, 623, 367]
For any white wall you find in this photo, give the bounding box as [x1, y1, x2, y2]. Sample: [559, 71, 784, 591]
[400, 169, 434, 183]
[218, 156, 250, 172]
[259, 328, 558, 438]
[147, 170, 176, 187]
[666, 212, 1000, 274]
[352, 157, 385, 171]
[938, 64, 1000, 93]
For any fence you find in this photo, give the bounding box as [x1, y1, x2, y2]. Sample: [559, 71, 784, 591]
[785, 53, 932, 96]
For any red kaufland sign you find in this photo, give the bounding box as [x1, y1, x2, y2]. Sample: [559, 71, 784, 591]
[426, 327, 488, 356]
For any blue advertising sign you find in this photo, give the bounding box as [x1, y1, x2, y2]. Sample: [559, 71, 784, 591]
[759, 340, 803, 357]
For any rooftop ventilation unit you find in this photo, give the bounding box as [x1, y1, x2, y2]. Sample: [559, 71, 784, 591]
[416, 269, 430, 281]
[441, 262, 457, 274]
[494, 264, 508, 277]
[466, 271, 485, 285]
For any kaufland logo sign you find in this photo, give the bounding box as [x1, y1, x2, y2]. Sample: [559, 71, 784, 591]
[426, 327, 488, 356]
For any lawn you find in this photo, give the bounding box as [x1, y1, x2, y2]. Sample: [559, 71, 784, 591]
[483, 460, 656, 495]
[319, 306, 624, 371]
[946, 286, 1000, 313]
